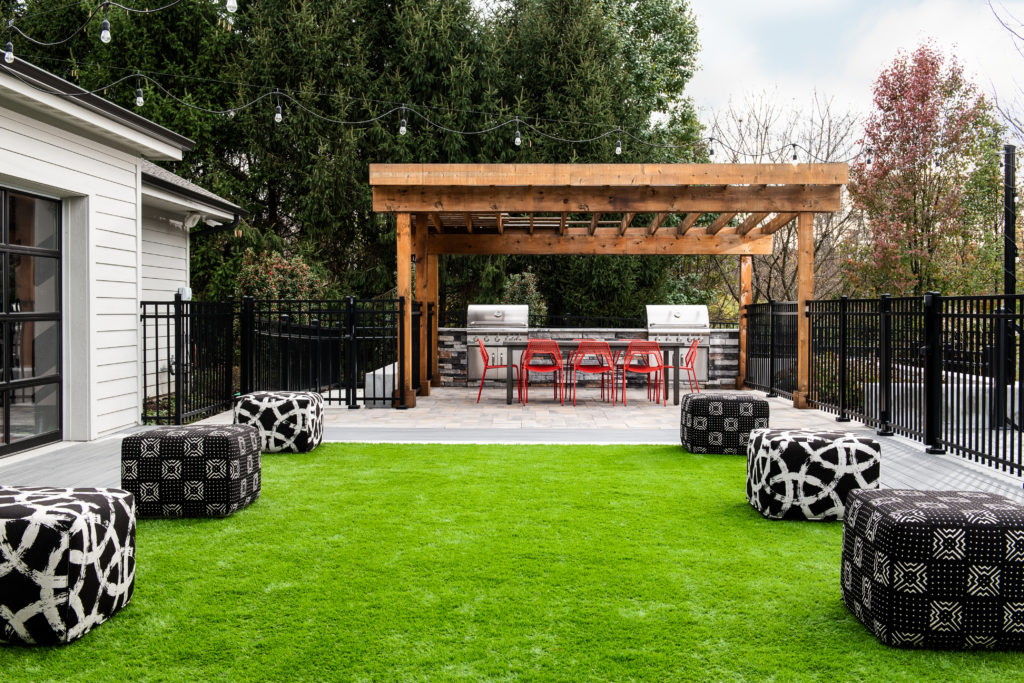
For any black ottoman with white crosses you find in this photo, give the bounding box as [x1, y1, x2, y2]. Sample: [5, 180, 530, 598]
[842, 489, 1024, 649]
[0, 486, 135, 646]
[680, 392, 769, 454]
[746, 429, 880, 521]
[121, 424, 261, 518]
[233, 391, 324, 453]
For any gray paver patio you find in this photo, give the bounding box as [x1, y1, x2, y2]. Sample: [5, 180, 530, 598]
[0, 387, 1020, 502]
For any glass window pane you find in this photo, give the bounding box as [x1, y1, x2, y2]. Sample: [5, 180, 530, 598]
[9, 254, 58, 313]
[11, 321, 58, 380]
[8, 193, 59, 250]
[8, 383, 59, 443]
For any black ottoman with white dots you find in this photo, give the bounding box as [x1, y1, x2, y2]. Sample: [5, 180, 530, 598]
[121, 424, 261, 518]
[680, 391, 769, 454]
[842, 489, 1024, 649]
[233, 391, 324, 453]
[0, 486, 135, 646]
[746, 429, 880, 521]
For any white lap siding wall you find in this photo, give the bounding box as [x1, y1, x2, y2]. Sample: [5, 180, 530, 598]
[0, 106, 146, 439]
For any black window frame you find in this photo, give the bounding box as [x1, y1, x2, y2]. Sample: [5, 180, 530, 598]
[0, 187, 62, 456]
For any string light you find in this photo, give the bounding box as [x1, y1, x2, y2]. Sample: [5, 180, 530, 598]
[225, 0, 238, 12]
[99, 5, 111, 44]
[0, 53, 873, 163]
[3, 41, 12, 64]
[134, 76, 143, 107]
[791, 143, 798, 166]
[399, 107, 407, 135]
[865, 148, 873, 168]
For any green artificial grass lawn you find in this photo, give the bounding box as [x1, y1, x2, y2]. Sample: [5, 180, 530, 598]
[3, 444, 1023, 682]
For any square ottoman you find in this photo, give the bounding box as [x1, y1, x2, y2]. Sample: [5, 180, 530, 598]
[746, 429, 880, 520]
[0, 486, 135, 646]
[233, 391, 324, 453]
[842, 489, 1024, 649]
[680, 391, 769, 454]
[121, 424, 261, 518]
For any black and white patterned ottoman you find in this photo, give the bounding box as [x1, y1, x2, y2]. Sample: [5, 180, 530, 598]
[0, 486, 135, 646]
[842, 489, 1024, 649]
[233, 391, 324, 453]
[121, 424, 261, 518]
[680, 392, 769, 454]
[746, 429, 880, 521]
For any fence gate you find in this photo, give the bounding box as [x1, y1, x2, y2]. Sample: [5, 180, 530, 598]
[142, 295, 409, 424]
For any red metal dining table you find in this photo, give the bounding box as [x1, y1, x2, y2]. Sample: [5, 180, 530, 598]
[502, 339, 692, 406]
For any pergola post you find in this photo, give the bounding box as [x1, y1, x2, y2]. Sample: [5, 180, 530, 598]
[413, 214, 430, 396]
[427, 253, 440, 387]
[794, 212, 814, 408]
[737, 255, 752, 389]
[396, 212, 416, 407]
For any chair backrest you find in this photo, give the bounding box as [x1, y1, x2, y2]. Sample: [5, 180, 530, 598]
[624, 339, 663, 368]
[477, 337, 491, 366]
[572, 340, 613, 369]
[523, 339, 560, 366]
[682, 338, 699, 368]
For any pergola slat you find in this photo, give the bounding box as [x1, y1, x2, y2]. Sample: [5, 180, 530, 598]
[677, 212, 700, 238]
[737, 212, 770, 236]
[707, 212, 737, 236]
[761, 212, 798, 234]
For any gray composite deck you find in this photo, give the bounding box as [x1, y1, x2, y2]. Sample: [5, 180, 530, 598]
[0, 391, 1020, 502]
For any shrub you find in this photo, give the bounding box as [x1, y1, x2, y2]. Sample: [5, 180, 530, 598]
[499, 271, 548, 317]
[234, 249, 330, 300]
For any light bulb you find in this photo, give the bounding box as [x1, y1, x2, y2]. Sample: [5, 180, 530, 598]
[274, 104, 282, 123]
[135, 88, 144, 107]
[791, 145, 798, 166]
[615, 135, 622, 156]
[3, 42, 13, 64]
[514, 129, 521, 147]
[399, 118, 407, 135]
[100, 18, 111, 44]
[225, 0, 238, 12]
[227, 109, 235, 119]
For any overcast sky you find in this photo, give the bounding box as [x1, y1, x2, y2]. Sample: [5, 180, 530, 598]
[687, 0, 1024, 120]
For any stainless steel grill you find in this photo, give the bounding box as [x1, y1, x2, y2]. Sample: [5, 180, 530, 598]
[467, 305, 529, 381]
[646, 305, 710, 382]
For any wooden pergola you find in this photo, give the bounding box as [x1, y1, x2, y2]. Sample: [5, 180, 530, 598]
[369, 163, 848, 408]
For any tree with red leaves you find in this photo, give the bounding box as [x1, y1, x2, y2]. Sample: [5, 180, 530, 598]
[846, 43, 1003, 296]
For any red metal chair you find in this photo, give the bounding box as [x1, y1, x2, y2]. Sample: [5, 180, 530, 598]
[476, 338, 518, 403]
[568, 340, 616, 406]
[680, 338, 700, 393]
[621, 340, 667, 406]
[520, 339, 564, 405]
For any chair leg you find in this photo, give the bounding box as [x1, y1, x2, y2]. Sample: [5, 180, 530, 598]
[477, 373, 486, 403]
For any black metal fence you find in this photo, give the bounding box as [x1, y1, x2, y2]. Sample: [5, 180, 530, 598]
[744, 301, 798, 399]
[141, 295, 408, 424]
[750, 293, 1024, 475]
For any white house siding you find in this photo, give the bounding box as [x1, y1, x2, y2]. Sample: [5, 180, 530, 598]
[0, 107, 143, 438]
[140, 216, 189, 300]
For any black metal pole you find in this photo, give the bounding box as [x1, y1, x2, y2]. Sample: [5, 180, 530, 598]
[766, 299, 777, 397]
[346, 296, 359, 409]
[1005, 144, 1017, 300]
[994, 306, 1008, 430]
[240, 296, 254, 395]
[173, 292, 184, 425]
[837, 296, 850, 422]
[877, 294, 893, 436]
[923, 292, 945, 452]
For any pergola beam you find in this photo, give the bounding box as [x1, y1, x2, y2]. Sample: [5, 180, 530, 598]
[373, 185, 842, 214]
[559, 212, 567, 235]
[677, 213, 700, 238]
[619, 212, 636, 236]
[761, 212, 797, 234]
[736, 212, 769, 236]
[707, 212, 737, 236]
[649, 212, 668, 235]
[426, 231, 773, 256]
[589, 213, 601, 236]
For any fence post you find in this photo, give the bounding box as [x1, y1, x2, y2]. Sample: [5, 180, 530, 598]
[173, 292, 184, 425]
[877, 293, 893, 436]
[994, 306, 1009, 430]
[240, 296, 254, 395]
[766, 298, 777, 397]
[427, 302, 434, 385]
[923, 291, 946, 453]
[836, 295, 850, 422]
[397, 296, 407, 409]
[345, 296, 359, 409]
[311, 317, 321, 395]
[280, 314, 291, 391]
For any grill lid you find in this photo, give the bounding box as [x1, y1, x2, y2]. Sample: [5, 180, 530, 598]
[467, 304, 529, 328]
[646, 305, 710, 331]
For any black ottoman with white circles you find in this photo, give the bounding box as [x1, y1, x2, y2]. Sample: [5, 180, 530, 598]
[0, 486, 135, 646]
[746, 429, 880, 521]
[680, 392, 769, 454]
[842, 489, 1024, 649]
[121, 424, 261, 518]
[233, 391, 324, 453]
